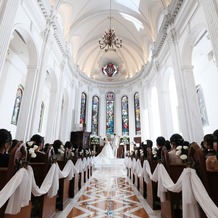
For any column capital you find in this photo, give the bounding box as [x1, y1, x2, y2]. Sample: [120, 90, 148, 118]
[181, 65, 194, 71]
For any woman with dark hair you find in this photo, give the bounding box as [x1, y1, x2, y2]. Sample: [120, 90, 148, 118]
[206, 129, 218, 171]
[28, 134, 46, 162]
[52, 139, 65, 161]
[0, 129, 12, 167]
[168, 133, 185, 164]
[156, 136, 165, 160]
[64, 141, 73, 160]
[30, 134, 45, 152]
[203, 134, 215, 157]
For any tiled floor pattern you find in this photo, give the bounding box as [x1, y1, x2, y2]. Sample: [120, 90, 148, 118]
[55, 161, 160, 218]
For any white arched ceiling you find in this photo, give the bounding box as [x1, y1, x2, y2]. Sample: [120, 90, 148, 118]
[53, 0, 170, 82]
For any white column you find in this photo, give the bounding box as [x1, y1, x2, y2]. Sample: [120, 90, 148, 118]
[169, 27, 204, 143]
[0, 0, 20, 78]
[200, 0, 218, 67]
[16, 65, 38, 141]
[114, 90, 122, 136]
[86, 86, 93, 133]
[181, 65, 204, 143]
[99, 90, 106, 138]
[45, 89, 58, 143]
[54, 55, 69, 139]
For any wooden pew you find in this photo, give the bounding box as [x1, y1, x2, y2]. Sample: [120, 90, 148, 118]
[69, 156, 80, 198]
[161, 147, 185, 218]
[29, 149, 56, 218]
[139, 157, 146, 198]
[0, 143, 32, 218]
[189, 143, 218, 218]
[56, 157, 70, 211]
[146, 148, 160, 210]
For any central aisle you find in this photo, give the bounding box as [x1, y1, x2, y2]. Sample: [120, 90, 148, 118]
[55, 159, 160, 218]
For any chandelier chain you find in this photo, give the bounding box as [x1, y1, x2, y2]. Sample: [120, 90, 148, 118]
[99, 0, 122, 52]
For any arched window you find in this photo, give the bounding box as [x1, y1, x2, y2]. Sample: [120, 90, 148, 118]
[80, 92, 87, 126]
[91, 95, 99, 135]
[134, 92, 141, 135]
[169, 74, 180, 133]
[38, 102, 45, 133]
[11, 85, 24, 125]
[121, 95, 129, 135]
[196, 84, 209, 126]
[106, 92, 115, 135]
[151, 87, 161, 137]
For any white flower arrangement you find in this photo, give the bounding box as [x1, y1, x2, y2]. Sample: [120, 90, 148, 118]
[26, 141, 38, 160]
[91, 150, 96, 155]
[152, 147, 158, 158]
[79, 150, 84, 156]
[58, 145, 65, 154]
[139, 149, 144, 156]
[176, 145, 188, 161]
[125, 151, 130, 156]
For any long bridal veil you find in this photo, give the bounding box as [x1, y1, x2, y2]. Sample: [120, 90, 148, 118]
[94, 140, 114, 166]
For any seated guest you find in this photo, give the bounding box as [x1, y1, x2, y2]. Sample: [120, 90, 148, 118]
[0, 129, 12, 167]
[206, 130, 218, 171]
[203, 134, 216, 157]
[200, 140, 207, 156]
[146, 139, 153, 149]
[165, 140, 171, 151]
[156, 136, 166, 160]
[28, 134, 46, 162]
[8, 139, 19, 154]
[52, 139, 65, 161]
[169, 133, 185, 164]
[64, 141, 73, 160]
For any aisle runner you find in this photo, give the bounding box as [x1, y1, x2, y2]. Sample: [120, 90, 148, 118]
[94, 158, 126, 169]
[67, 167, 150, 218]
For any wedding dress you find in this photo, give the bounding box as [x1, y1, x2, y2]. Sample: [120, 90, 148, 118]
[95, 141, 114, 165]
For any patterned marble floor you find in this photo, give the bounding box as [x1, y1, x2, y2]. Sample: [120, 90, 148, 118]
[55, 159, 161, 218]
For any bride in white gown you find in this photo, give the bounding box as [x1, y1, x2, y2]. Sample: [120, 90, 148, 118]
[94, 139, 114, 166]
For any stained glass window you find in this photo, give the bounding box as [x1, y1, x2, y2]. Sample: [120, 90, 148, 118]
[38, 102, 45, 133]
[106, 92, 115, 135]
[11, 85, 24, 125]
[196, 85, 209, 126]
[80, 92, 87, 126]
[91, 96, 99, 135]
[134, 92, 141, 135]
[121, 95, 129, 135]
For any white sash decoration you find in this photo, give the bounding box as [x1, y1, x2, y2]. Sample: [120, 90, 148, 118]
[142, 160, 152, 183]
[0, 159, 80, 214]
[190, 169, 218, 218]
[58, 160, 78, 180]
[135, 159, 143, 177]
[90, 156, 96, 166]
[87, 157, 91, 167]
[75, 158, 83, 173]
[137, 160, 218, 218]
[124, 157, 130, 168]
[128, 157, 132, 169]
[1, 168, 31, 214]
[132, 158, 137, 174]
[82, 158, 87, 170]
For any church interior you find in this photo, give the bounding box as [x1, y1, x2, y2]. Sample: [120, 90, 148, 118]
[0, 0, 218, 217]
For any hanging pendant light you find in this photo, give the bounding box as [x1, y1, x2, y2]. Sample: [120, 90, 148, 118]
[99, 0, 122, 52]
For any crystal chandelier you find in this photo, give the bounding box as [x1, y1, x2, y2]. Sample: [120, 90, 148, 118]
[99, 0, 122, 52]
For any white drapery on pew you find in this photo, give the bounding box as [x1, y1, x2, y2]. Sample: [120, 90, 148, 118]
[0, 159, 79, 215]
[135, 159, 218, 218]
